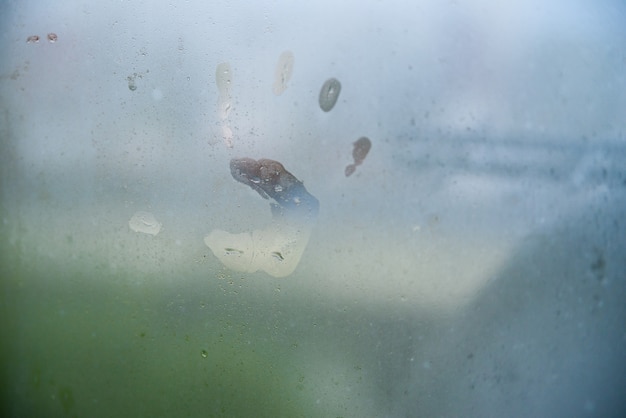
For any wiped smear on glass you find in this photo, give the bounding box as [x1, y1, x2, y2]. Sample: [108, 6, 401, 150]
[345, 137, 372, 177]
[272, 51, 294, 96]
[205, 158, 318, 278]
[318, 78, 341, 112]
[215, 62, 232, 118]
[129, 211, 162, 236]
[215, 62, 234, 148]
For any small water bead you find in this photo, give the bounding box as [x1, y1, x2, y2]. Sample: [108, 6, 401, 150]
[224, 248, 244, 255]
[127, 73, 142, 91]
[271, 252, 284, 261]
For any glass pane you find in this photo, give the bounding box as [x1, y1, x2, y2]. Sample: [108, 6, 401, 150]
[1, 1, 625, 416]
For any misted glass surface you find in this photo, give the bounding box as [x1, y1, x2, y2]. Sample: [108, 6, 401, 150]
[1, 1, 625, 417]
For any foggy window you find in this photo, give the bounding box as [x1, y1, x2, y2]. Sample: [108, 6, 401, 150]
[1, 1, 625, 417]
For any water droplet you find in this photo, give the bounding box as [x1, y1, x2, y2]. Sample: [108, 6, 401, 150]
[201, 349, 208, 358]
[224, 247, 244, 255]
[26, 35, 39, 43]
[271, 251, 284, 261]
[127, 75, 137, 91]
[47, 33, 58, 43]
